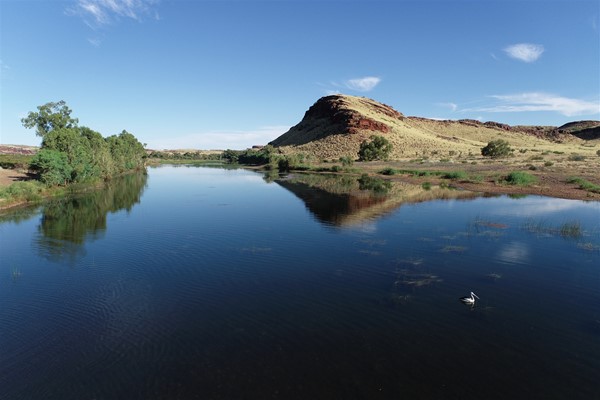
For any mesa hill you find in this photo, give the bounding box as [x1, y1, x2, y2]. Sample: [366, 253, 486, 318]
[269, 94, 600, 160]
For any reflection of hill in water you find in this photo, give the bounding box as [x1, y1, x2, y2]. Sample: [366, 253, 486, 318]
[275, 173, 481, 227]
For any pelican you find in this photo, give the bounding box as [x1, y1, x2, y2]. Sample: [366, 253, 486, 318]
[459, 291, 479, 305]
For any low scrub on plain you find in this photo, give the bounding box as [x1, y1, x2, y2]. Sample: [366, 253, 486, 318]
[441, 171, 468, 180]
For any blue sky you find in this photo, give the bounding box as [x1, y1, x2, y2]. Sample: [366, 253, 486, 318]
[1, 0, 599, 149]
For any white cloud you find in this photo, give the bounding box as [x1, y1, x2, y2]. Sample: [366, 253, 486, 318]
[437, 102, 458, 112]
[69, 0, 160, 26]
[463, 92, 600, 117]
[504, 43, 545, 63]
[87, 37, 102, 47]
[345, 76, 381, 92]
[147, 126, 289, 151]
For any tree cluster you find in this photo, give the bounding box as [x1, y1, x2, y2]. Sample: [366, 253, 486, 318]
[22, 101, 146, 186]
[222, 145, 277, 165]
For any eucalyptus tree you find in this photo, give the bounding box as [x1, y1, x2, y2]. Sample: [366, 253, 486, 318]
[21, 100, 79, 137]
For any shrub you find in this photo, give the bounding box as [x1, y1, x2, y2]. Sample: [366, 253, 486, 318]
[358, 135, 393, 161]
[339, 156, 354, 166]
[505, 171, 536, 186]
[357, 174, 391, 194]
[0, 181, 44, 202]
[568, 154, 585, 162]
[568, 177, 600, 194]
[30, 149, 73, 186]
[379, 167, 397, 176]
[481, 139, 513, 158]
[442, 171, 468, 180]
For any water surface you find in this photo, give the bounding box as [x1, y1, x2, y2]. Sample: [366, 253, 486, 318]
[1, 166, 599, 399]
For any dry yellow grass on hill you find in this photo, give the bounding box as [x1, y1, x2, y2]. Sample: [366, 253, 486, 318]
[270, 94, 600, 162]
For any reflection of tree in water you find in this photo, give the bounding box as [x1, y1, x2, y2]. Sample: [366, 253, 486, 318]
[35, 172, 148, 262]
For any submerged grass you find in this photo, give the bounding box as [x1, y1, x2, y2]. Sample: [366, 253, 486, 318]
[560, 222, 583, 239]
[522, 218, 584, 239]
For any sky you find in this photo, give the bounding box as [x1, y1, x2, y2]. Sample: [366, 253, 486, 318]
[1, 0, 599, 150]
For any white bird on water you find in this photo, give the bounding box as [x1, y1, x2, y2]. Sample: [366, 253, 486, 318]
[459, 291, 480, 305]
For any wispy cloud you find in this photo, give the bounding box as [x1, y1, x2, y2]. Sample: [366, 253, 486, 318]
[437, 102, 458, 112]
[504, 43, 545, 63]
[147, 126, 289, 150]
[344, 76, 381, 92]
[68, 0, 160, 27]
[463, 92, 600, 117]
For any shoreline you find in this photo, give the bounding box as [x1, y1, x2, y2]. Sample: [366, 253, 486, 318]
[1, 157, 599, 215]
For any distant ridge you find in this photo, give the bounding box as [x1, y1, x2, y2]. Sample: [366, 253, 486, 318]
[269, 94, 600, 160]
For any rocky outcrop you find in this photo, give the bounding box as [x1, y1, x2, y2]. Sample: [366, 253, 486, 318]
[268, 94, 599, 160]
[269, 95, 403, 147]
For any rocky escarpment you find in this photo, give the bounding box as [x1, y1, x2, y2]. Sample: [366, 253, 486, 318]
[269, 94, 599, 161]
[269, 95, 403, 147]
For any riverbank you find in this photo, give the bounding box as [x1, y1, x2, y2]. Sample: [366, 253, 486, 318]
[2, 153, 599, 214]
[266, 153, 600, 201]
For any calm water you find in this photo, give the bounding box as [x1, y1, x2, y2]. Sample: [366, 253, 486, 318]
[1, 165, 599, 399]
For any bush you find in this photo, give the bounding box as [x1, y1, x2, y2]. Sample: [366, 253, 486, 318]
[0, 181, 44, 202]
[357, 174, 391, 194]
[442, 171, 468, 180]
[358, 135, 393, 161]
[568, 177, 600, 194]
[505, 171, 536, 186]
[568, 154, 586, 162]
[379, 167, 397, 176]
[30, 149, 73, 186]
[339, 156, 354, 166]
[481, 139, 513, 158]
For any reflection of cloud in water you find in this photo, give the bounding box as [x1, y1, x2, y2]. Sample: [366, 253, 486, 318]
[490, 197, 598, 217]
[498, 241, 530, 265]
[349, 222, 378, 234]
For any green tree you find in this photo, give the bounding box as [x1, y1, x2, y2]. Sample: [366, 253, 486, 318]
[21, 100, 79, 137]
[42, 127, 97, 183]
[80, 127, 115, 179]
[481, 139, 513, 158]
[30, 149, 73, 186]
[358, 135, 393, 161]
[106, 130, 146, 173]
